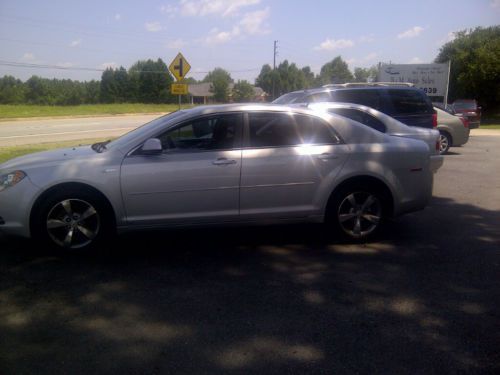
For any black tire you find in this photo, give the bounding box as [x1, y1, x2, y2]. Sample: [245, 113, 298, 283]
[32, 187, 114, 253]
[326, 184, 388, 241]
[439, 131, 451, 155]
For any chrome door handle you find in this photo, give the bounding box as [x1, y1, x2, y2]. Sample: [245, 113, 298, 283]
[212, 158, 237, 165]
[315, 153, 338, 160]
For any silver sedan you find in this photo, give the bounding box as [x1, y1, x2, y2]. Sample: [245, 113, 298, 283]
[0, 104, 443, 251]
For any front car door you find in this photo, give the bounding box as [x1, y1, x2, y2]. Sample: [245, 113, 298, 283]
[120, 112, 243, 226]
[240, 111, 350, 220]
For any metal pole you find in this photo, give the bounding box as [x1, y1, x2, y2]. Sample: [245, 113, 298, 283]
[272, 40, 277, 100]
[444, 60, 451, 107]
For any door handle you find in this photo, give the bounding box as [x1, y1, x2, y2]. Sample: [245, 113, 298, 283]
[315, 153, 338, 160]
[212, 158, 237, 165]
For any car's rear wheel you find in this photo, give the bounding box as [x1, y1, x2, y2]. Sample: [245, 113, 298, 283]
[33, 188, 113, 252]
[327, 185, 387, 241]
[439, 131, 451, 154]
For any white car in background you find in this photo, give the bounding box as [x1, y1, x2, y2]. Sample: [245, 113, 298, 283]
[0, 104, 443, 251]
[435, 107, 470, 154]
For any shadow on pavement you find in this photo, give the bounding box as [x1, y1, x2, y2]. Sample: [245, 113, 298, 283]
[1, 196, 499, 374]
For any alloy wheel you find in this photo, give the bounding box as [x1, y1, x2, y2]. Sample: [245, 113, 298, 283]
[337, 192, 382, 238]
[46, 199, 100, 249]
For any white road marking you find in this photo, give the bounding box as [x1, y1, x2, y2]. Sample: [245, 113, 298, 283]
[0, 126, 136, 140]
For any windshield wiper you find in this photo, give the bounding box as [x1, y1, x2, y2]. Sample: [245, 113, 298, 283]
[91, 140, 111, 153]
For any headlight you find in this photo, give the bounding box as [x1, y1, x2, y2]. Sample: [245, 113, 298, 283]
[0, 171, 26, 192]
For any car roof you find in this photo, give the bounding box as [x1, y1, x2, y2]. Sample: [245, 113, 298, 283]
[283, 85, 423, 96]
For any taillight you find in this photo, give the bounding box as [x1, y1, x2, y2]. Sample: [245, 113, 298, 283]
[432, 112, 437, 128]
[459, 117, 469, 128]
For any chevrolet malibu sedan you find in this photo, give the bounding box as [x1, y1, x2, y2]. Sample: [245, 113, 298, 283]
[0, 104, 443, 251]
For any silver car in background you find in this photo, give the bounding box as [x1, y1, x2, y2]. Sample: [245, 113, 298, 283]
[307, 102, 442, 157]
[0, 104, 442, 251]
[435, 107, 470, 154]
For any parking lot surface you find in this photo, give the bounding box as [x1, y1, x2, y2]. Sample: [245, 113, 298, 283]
[1, 133, 499, 374]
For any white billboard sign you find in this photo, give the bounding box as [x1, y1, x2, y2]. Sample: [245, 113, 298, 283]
[378, 62, 451, 104]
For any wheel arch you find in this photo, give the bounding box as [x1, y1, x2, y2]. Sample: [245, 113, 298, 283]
[438, 128, 453, 146]
[30, 182, 116, 235]
[325, 175, 395, 220]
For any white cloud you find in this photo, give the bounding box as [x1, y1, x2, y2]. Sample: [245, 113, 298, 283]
[408, 57, 423, 64]
[345, 58, 357, 65]
[114, 14, 121, 21]
[363, 52, 378, 61]
[56, 62, 74, 68]
[436, 31, 456, 46]
[160, 4, 178, 17]
[491, 0, 500, 8]
[101, 62, 118, 69]
[205, 28, 236, 45]
[314, 38, 354, 51]
[239, 7, 270, 35]
[166, 38, 186, 49]
[145, 21, 163, 32]
[69, 39, 82, 47]
[358, 34, 375, 43]
[21, 52, 35, 61]
[397, 26, 424, 39]
[180, 0, 261, 17]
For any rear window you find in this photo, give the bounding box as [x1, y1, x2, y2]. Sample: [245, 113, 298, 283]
[331, 89, 383, 110]
[385, 89, 433, 115]
[328, 108, 386, 133]
[453, 101, 477, 110]
[272, 92, 306, 104]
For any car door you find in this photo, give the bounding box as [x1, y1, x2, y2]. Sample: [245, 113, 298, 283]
[240, 111, 350, 219]
[120, 112, 243, 226]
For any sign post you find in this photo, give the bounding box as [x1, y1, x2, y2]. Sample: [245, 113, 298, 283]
[168, 52, 191, 110]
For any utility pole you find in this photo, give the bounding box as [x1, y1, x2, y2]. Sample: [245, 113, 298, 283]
[272, 40, 278, 100]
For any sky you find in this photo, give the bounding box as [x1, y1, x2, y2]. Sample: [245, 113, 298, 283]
[0, 0, 499, 83]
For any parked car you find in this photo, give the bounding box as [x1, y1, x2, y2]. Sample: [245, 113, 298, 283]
[0, 104, 443, 251]
[306, 102, 441, 156]
[450, 99, 481, 129]
[435, 107, 470, 154]
[272, 83, 437, 129]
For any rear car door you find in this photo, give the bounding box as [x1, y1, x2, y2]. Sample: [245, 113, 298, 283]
[120, 113, 243, 226]
[240, 111, 349, 219]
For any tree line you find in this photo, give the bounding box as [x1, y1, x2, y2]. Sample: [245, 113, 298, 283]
[0, 25, 498, 110]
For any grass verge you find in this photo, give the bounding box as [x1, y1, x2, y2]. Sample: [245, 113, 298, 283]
[0, 138, 111, 164]
[0, 103, 194, 119]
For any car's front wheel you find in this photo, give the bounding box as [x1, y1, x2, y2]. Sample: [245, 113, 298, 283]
[327, 185, 387, 241]
[32, 188, 114, 252]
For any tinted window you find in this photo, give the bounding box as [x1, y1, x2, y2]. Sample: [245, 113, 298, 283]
[386, 89, 433, 115]
[158, 113, 242, 152]
[272, 92, 306, 104]
[305, 92, 332, 103]
[328, 108, 386, 133]
[331, 89, 382, 110]
[248, 112, 338, 147]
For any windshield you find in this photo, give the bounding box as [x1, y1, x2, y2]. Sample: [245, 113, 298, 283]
[105, 111, 187, 150]
[272, 92, 306, 104]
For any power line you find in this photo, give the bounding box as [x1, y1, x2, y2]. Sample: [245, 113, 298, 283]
[0, 59, 260, 75]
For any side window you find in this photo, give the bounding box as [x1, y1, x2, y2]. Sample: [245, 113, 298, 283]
[386, 89, 433, 115]
[331, 89, 382, 110]
[158, 113, 242, 152]
[248, 112, 338, 148]
[328, 108, 386, 133]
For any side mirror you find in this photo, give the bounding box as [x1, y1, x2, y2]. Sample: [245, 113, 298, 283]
[141, 138, 163, 155]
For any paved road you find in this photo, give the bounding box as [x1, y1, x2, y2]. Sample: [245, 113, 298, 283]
[0, 114, 161, 146]
[1, 134, 499, 374]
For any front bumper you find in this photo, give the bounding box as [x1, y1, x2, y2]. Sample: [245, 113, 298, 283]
[430, 155, 444, 173]
[0, 176, 40, 238]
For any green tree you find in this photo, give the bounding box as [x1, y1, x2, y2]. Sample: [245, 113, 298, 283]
[435, 26, 500, 111]
[0, 75, 26, 104]
[129, 58, 174, 103]
[318, 56, 353, 85]
[203, 68, 233, 102]
[232, 80, 255, 102]
[255, 60, 312, 99]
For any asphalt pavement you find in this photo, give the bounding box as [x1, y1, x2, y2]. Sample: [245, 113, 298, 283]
[0, 133, 499, 374]
[0, 114, 161, 146]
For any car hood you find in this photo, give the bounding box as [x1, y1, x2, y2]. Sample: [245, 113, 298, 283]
[0, 145, 98, 171]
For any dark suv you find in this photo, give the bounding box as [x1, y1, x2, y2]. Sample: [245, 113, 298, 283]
[272, 83, 437, 129]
